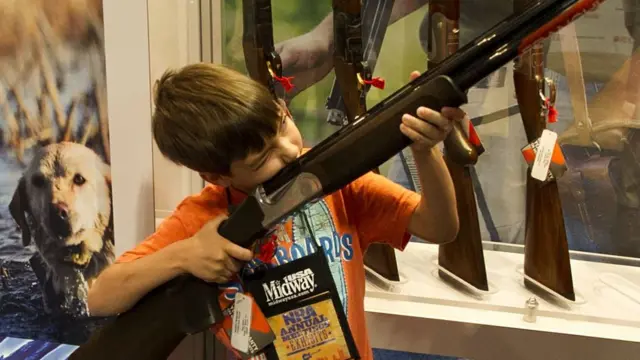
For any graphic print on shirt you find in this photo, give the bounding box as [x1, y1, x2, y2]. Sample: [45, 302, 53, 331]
[271, 199, 354, 315]
[219, 199, 355, 314]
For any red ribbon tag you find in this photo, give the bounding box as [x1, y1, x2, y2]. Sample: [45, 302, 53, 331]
[467, 122, 482, 147]
[273, 75, 295, 92]
[548, 104, 558, 123]
[256, 234, 277, 263]
[544, 98, 558, 123]
[362, 77, 385, 90]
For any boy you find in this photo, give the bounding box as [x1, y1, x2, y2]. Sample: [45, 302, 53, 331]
[87, 63, 462, 359]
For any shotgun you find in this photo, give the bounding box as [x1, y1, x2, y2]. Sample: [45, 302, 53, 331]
[242, 0, 292, 98]
[514, 0, 575, 301]
[70, 1, 603, 358]
[326, 0, 393, 125]
[424, 0, 489, 291]
[330, 0, 403, 282]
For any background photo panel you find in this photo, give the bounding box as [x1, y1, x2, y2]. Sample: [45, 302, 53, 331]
[0, 0, 113, 344]
[0, 0, 155, 347]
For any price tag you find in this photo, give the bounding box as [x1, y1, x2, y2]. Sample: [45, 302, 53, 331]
[531, 129, 558, 181]
[231, 293, 253, 353]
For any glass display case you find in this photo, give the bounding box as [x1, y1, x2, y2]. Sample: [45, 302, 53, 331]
[216, 0, 640, 358]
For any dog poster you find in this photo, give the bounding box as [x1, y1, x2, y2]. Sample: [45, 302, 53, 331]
[0, 0, 115, 346]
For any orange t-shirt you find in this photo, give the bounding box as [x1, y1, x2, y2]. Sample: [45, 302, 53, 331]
[117, 171, 420, 359]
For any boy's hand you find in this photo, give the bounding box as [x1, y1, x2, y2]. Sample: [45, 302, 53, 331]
[181, 216, 253, 283]
[399, 71, 466, 152]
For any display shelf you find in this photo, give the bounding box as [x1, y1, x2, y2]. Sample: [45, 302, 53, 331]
[364, 242, 640, 360]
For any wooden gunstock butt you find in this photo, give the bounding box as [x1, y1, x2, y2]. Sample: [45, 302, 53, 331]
[524, 175, 575, 301]
[438, 157, 489, 291]
[430, 0, 487, 291]
[364, 164, 400, 282]
[69, 289, 187, 360]
[513, 38, 575, 301]
[364, 243, 400, 282]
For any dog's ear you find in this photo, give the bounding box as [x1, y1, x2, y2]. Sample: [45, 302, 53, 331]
[9, 177, 32, 247]
[104, 171, 111, 187]
[102, 164, 112, 191]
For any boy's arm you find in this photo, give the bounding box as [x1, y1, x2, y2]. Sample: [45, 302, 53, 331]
[344, 110, 460, 249]
[88, 215, 252, 316]
[406, 146, 459, 244]
[343, 152, 457, 252]
[88, 238, 190, 316]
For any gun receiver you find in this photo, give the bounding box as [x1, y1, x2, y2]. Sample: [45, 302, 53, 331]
[70, 1, 602, 358]
[514, 0, 575, 301]
[425, 0, 489, 291]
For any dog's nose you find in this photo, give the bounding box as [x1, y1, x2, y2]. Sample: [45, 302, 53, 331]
[52, 203, 69, 220]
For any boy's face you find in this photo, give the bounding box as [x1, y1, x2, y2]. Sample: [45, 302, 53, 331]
[214, 106, 303, 193]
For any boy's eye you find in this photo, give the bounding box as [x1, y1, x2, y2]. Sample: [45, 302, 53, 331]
[278, 116, 287, 133]
[252, 151, 272, 171]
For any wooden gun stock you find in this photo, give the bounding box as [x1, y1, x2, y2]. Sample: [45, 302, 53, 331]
[69, 276, 221, 360]
[332, 0, 368, 120]
[513, 0, 575, 300]
[428, 0, 488, 291]
[332, 0, 400, 282]
[69, 299, 184, 360]
[242, 0, 283, 97]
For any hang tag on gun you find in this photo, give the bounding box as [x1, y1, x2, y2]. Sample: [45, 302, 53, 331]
[231, 293, 253, 353]
[216, 284, 276, 359]
[521, 129, 567, 183]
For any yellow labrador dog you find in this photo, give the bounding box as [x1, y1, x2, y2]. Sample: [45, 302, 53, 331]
[9, 141, 114, 317]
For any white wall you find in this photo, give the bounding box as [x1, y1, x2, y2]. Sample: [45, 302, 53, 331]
[148, 0, 204, 220]
[103, 0, 156, 256]
[104, 0, 208, 252]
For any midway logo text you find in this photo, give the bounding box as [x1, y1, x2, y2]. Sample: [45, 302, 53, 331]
[263, 268, 317, 306]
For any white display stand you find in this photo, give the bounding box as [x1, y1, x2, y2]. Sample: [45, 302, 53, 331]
[365, 242, 640, 360]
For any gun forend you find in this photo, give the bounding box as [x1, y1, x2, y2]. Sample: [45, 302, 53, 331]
[263, 75, 468, 196]
[445, 123, 479, 165]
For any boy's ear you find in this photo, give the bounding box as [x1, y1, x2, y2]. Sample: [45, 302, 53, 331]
[199, 172, 231, 187]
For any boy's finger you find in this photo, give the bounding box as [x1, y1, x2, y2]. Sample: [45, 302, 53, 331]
[214, 271, 232, 284]
[402, 114, 440, 139]
[226, 257, 243, 273]
[400, 122, 423, 143]
[441, 107, 467, 122]
[400, 121, 439, 146]
[225, 243, 254, 262]
[416, 107, 450, 131]
[409, 71, 421, 81]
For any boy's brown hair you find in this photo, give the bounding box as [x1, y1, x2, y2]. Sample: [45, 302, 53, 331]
[152, 63, 281, 175]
